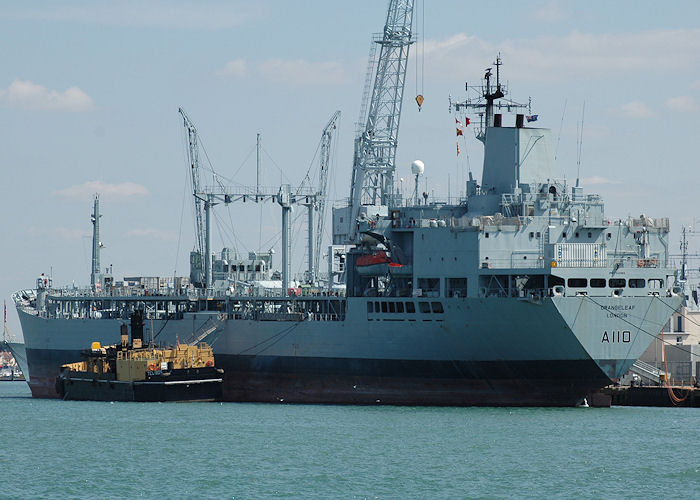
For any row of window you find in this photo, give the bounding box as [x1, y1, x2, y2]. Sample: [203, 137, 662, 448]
[367, 301, 444, 314]
[566, 278, 663, 289]
[224, 264, 263, 272]
[416, 277, 468, 298]
[487, 231, 612, 240]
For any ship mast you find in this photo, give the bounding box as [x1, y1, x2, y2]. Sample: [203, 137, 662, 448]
[90, 194, 102, 291]
[680, 226, 689, 283]
[450, 55, 528, 144]
[348, 0, 415, 240]
[483, 55, 504, 129]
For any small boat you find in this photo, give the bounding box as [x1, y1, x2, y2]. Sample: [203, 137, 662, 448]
[55, 311, 223, 402]
[356, 250, 392, 276]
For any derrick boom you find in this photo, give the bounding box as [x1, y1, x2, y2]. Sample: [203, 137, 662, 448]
[178, 107, 205, 257]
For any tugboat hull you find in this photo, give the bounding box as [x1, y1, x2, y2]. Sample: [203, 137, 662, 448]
[56, 367, 223, 402]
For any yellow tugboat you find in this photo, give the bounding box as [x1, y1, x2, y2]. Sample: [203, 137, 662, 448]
[56, 311, 223, 402]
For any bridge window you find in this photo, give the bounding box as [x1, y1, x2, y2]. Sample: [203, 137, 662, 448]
[417, 278, 440, 297]
[431, 302, 444, 313]
[590, 279, 606, 288]
[609, 278, 626, 288]
[367, 302, 373, 313]
[419, 301, 431, 313]
[648, 279, 664, 289]
[381, 302, 388, 313]
[405, 302, 416, 313]
[446, 278, 468, 297]
[396, 302, 404, 313]
[567, 278, 587, 287]
[628, 279, 645, 288]
[388, 302, 396, 313]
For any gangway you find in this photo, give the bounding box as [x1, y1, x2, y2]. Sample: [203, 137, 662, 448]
[629, 359, 668, 385]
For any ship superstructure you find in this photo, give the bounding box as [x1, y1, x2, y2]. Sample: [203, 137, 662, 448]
[13, 0, 682, 405]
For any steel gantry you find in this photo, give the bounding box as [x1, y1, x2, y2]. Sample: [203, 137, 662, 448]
[199, 185, 318, 294]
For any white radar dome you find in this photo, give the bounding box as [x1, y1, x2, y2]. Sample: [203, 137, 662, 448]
[411, 160, 425, 175]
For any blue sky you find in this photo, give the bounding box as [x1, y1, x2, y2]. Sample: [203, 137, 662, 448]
[1, 0, 699, 337]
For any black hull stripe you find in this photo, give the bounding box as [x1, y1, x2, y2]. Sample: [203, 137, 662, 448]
[25, 349, 617, 406]
[218, 354, 612, 382]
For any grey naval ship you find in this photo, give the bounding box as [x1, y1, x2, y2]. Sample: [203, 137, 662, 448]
[14, 0, 682, 405]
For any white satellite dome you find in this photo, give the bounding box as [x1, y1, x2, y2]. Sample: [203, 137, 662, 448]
[411, 160, 425, 175]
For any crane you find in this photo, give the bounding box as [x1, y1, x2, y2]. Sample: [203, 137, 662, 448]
[312, 110, 341, 282]
[178, 107, 205, 261]
[348, 0, 414, 241]
[178, 107, 208, 287]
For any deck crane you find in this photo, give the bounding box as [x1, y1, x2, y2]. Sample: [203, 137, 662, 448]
[346, 0, 414, 242]
[307, 110, 341, 283]
[178, 107, 206, 286]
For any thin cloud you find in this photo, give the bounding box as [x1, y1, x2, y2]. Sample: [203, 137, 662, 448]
[620, 101, 653, 118]
[582, 176, 621, 186]
[530, 0, 568, 23]
[217, 58, 248, 78]
[423, 34, 471, 55]
[422, 28, 700, 83]
[666, 95, 695, 112]
[257, 59, 345, 86]
[4, 1, 263, 31]
[53, 227, 91, 240]
[126, 228, 176, 241]
[53, 181, 148, 199]
[0, 80, 94, 111]
[27, 226, 90, 240]
[216, 57, 346, 86]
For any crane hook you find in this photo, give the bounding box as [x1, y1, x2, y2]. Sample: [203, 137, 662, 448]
[415, 94, 424, 111]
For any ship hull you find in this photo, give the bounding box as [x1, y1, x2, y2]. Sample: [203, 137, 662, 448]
[25, 349, 610, 406]
[56, 367, 223, 402]
[218, 355, 612, 406]
[17, 293, 679, 405]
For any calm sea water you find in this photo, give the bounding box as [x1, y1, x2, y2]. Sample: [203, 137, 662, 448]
[1, 381, 698, 499]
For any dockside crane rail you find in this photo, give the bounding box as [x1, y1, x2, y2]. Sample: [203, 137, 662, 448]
[348, 0, 415, 241]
